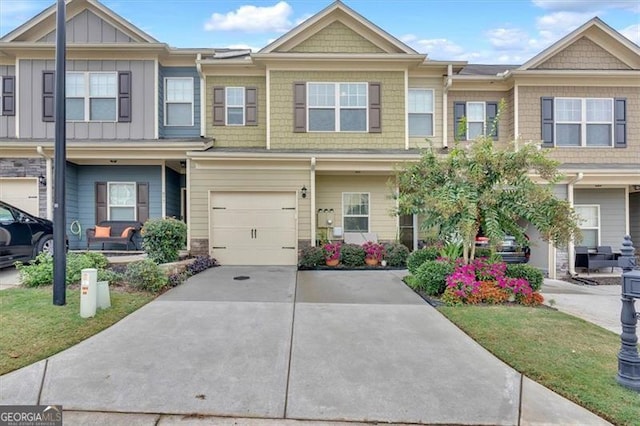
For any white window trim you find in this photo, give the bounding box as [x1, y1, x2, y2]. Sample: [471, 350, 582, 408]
[307, 82, 368, 133]
[466, 101, 486, 140]
[164, 77, 194, 127]
[342, 192, 370, 233]
[554, 97, 614, 148]
[408, 88, 435, 137]
[107, 182, 137, 221]
[225, 86, 245, 126]
[66, 71, 118, 123]
[575, 204, 600, 248]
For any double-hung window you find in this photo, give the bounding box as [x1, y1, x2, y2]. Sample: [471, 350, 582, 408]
[226, 87, 245, 125]
[108, 182, 136, 220]
[575, 205, 600, 249]
[555, 98, 613, 147]
[342, 193, 369, 232]
[308, 82, 367, 132]
[408, 89, 434, 137]
[453, 101, 498, 141]
[66, 72, 117, 121]
[466, 102, 486, 140]
[165, 78, 193, 126]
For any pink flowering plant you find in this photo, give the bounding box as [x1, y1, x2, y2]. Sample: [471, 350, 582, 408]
[323, 241, 342, 261]
[362, 241, 385, 261]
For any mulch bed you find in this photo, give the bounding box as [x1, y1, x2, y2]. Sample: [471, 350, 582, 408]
[561, 276, 621, 286]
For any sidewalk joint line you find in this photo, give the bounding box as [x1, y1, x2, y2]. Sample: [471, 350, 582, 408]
[517, 373, 524, 426]
[282, 270, 298, 418]
[37, 359, 48, 405]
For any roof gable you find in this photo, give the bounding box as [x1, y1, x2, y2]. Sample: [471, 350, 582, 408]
[520, 17, 640, 70]
[1, 0, 158, 43]
[260, 1, 417, 54]
[288, 21, 385, 53]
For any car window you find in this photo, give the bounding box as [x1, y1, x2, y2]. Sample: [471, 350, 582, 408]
[0, 206, 16, 222]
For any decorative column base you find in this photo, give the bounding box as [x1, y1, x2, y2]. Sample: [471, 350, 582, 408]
[617, 353, 640, 392]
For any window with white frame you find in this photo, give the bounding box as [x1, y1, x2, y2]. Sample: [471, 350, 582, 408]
[165, 78, 193, 126]
[65, 72, 117, 121]
[575, 205, 599, 249]
[408, 89, 434, 137]
[308, 82, 367, 132]
[466, 101, 485, 140]
[555, 98, 613, 147]
[343, 193, 369, 232]
[108, 182, 136, 220]
[226, 87, 245, 125]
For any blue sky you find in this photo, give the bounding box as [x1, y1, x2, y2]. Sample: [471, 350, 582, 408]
[1, 0, 639, 64]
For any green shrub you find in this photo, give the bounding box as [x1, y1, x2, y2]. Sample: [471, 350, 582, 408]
[383, 243, 410, 267]
[415, 260, 454, 296]
[407, 246, 440, 274]
[439, 242, 463, 260]
[298, 246, 325, 268]
[474, 247, 492, 259]
[506, 264, 545, 292]
[340, 243, 366, 267]
[16, 252, 111, 287]
[141, 218, 187, 264]
[125, 259, 168, 293]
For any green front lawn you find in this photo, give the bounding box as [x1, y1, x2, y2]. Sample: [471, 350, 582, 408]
[0, 287, 154, 375]
[439, 305, 640, 426]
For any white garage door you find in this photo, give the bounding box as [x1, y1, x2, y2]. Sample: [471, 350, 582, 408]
[210, 192, 297, 265]
[0, 178, 39, 216]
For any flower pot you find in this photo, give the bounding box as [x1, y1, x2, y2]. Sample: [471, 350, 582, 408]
[326, 258, 339, 267]
[365, 258, 379, 266]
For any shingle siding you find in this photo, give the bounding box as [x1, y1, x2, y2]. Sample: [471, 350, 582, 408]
[288, 21, 385, 53]
[535, 37, 631, 70]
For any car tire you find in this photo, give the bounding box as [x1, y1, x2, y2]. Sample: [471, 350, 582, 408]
[36, 235, 54, 256]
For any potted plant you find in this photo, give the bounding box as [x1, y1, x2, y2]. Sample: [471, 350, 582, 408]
[362, 241, 385, 266]
[323, 241, 341, 266]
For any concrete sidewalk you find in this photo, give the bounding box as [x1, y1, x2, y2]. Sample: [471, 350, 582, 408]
[1, 267, 610, 425]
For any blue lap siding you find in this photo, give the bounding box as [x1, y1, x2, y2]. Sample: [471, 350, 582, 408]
[158, 66, 201, 138]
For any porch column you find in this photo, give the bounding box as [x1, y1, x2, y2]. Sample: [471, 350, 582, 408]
[310, 157, 316, 246]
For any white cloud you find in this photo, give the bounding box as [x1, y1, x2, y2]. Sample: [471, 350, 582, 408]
[532, 0, 640, 12]
[620, 23, 640, 45]
[204, 1, 294, 33]
[404, 36, 465, 56]
[486, 27, 530, 50]
[528, 11, 594, 50]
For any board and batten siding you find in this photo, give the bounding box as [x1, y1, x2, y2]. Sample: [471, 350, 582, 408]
[630, 192, 640, 248]
[38, 10, 134, 43]
[18, 59, 155, 140]
[0, 65, 16, 138]
[189, 163, 311, 246]
[574, 188, 626, 248]
[315, 175, 397, 242]
[159, 67, 201, 138]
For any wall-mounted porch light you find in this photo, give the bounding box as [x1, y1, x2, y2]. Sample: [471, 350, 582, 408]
[301, 185, 308, 198]
[38, 175, 47, 186]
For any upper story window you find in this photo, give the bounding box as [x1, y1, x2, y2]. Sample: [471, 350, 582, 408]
[308, 82, 367, 132]
[408, 89, 434, 137]
[453, 101, 498, 141]
[66, 72, 117, 122]
[212, 86, 257, 127]
[555, 98, 613, 147]
[165, 78, 194, 127]
[1, 76, 16, 116]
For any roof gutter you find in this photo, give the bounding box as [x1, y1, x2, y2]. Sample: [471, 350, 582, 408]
[442, 64, 453, 149]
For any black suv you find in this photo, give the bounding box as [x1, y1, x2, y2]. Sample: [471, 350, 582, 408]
[0, 201, 55, 268]
[475, 234, 531, 264]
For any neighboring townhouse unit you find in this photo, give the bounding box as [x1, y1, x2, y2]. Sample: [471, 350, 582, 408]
[1, 0, 638, 277]
[0, 0, 210, 249]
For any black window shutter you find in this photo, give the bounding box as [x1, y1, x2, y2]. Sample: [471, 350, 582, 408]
[293, 82, 306, 133]
[2, 76, 15, 116]
[137, 182, 149, 224]
[213, 86, 225, 126]
[614, 98, 626, 148]
[95, 182, 107, 224]
[368, 82, 381, 133]
[453, 102, 466, 141]
[486, 102, 498, 140]
[42, 71, 55, 122]
[245, 87, 258, 126]
[541, 97, 554, 148]
[118, 71, 131, 123]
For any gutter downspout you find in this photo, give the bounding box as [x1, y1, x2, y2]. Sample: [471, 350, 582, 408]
[442, 64, 452, 149]
[567, 172, 584, 276]
[36, 146, 53, 220]
[196, 54, 206, 138]
[310, 157, 316, 246]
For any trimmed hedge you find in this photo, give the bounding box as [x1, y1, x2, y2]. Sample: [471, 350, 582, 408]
[298, 246, 326, 268]
[383, 243, 410, 267]
[340, 244, 366, 267]
[415, 260, 455, 296]
[506, 264, 545, 292]
[407, 246, 440, 274]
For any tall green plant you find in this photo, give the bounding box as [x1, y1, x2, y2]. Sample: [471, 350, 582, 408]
[141, 218, 187, 264]
[397, 102, 581, 264]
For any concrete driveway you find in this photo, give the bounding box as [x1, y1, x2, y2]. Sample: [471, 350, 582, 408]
[1, 267, 609, 425]
[0, 266, 20, 290]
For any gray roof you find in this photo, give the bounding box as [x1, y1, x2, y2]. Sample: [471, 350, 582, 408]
[458, 64, 519, 76]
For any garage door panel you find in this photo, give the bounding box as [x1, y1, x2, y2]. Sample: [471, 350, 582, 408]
[0, 179, 39, 216]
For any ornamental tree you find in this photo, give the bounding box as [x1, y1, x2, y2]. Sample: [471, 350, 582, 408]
[396, 133, 581, 264]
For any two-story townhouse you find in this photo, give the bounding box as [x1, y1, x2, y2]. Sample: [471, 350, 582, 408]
[0, 0, 210, 249]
